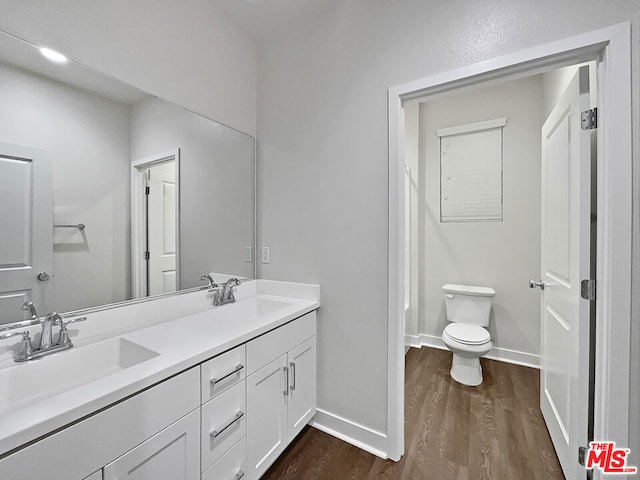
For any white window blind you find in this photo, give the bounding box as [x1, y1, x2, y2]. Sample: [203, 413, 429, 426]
[437, 118, 506, 223]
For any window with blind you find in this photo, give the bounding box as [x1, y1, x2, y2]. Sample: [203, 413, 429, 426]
[437, 117, 506, 223]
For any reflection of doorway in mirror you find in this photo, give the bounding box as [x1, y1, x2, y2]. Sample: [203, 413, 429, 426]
[0, 142, 53, 325]
[145, 161, 177, 296]
[131, 149, 180, 299]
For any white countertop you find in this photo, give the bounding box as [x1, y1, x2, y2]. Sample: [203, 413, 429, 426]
[0, 280, 319, 457]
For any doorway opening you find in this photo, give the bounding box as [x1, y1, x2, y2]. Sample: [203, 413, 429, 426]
[387, 23, 632, 480]
[131, 149, 180, 298]
[402, 61, 596, 479]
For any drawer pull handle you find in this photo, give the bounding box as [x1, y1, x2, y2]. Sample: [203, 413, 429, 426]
[283, 366, 289, 396]
[210, 411, 244, 439]
[211, 364, 244, 385]
[236, 471, 245, 480]
[290, 362, 296, 391]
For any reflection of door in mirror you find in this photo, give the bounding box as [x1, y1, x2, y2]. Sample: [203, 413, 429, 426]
[131, 151, 180, 299]
[0, 142, 53, 324]
[146, 161, 177, 296]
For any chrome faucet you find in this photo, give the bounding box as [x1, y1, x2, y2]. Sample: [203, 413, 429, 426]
[0, 303, 87, 362]
[218, 278, 241, 306]
[201, 274, 241, 306]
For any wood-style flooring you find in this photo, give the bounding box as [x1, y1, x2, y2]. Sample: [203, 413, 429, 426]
[262, 346, 565, 480]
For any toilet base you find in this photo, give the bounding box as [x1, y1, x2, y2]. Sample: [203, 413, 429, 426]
[450, 353, 483, 386]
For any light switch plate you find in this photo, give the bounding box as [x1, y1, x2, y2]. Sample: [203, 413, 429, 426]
[244, 246, 253, 263]
[261, 247, 270, 264]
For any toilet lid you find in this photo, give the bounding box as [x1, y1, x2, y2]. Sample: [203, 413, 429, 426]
[444, 323, 490, 345]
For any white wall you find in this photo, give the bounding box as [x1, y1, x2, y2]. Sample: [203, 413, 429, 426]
[258, 0, 640, 455]
[0, 62, 131, 313]
[0, 0, 258, 136]
[130, 98, 255, 287]
[414, 75, 543, 361]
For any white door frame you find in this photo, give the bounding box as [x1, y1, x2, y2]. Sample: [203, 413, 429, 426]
[387, 22, 632, 474]
[131, 149, 181, 298]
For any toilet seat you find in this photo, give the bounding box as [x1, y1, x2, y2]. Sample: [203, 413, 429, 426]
[443, 323, 490, 345]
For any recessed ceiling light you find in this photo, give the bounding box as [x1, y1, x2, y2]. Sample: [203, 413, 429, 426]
[39, 47, 68, 64]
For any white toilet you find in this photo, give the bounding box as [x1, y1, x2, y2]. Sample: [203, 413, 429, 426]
[441, 283, 496, 386]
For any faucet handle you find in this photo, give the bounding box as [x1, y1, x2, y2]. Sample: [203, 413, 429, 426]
[56, 317, 87, 347]
[0, 330, 29, 341]
[0, 331, 34, 362]
[227, 278, 241, 295]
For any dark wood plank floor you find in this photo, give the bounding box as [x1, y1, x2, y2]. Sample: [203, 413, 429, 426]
[262, 346, 564, 480]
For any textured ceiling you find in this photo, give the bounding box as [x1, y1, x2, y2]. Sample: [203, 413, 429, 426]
[211, 0, 344, 43]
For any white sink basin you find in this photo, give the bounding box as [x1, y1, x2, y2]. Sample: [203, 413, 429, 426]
[232, 297, 292, 317]
[0, 338, 160, 415]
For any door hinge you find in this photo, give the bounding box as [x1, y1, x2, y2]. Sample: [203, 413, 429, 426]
[143, 251, 150, 260]
[579, 446, 588, 466]
[581, 108, 597, 130]
[144, 186, 150, 195]
[581, 279, 596, 301]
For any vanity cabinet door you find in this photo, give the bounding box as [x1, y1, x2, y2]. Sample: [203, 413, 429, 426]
[286, 336, 316, 440]
[103, 409, 200, 480]
[246, 354, 288, 480]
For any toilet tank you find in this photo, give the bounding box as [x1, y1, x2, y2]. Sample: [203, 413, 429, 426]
[442, 284, 495, 327]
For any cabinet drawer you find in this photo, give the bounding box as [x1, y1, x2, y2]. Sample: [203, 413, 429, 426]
[202, 437, 246, 480]
[246, 311, 316, 375]
[201, 380, 246, 471]
[201, 344, 246, 403]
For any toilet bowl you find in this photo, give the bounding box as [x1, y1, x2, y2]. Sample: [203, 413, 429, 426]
[441, 284, 495, 386]
[442, 323, 492, 386]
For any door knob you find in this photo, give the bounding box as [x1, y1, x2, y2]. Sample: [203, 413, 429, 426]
[37, 272, 50, 281]
[529, 279, 545, 290]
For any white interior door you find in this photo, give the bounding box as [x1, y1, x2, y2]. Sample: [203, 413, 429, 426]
[0, 141, 53, 324]
[147, 161, 177, 296]
[539, 66, 592, 479]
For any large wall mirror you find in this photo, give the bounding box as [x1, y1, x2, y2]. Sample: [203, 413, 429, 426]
[0, 31, 256, 325]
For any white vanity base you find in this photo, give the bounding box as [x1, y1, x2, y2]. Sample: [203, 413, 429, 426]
[0, 280, 319, 480]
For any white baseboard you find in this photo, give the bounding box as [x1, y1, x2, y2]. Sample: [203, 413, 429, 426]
[310, 408, 389, 459]
[405, 333, 540, 369]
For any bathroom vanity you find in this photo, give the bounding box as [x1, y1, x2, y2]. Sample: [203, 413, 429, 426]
[0, 280, 319, 480]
